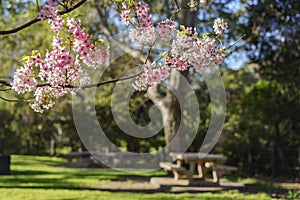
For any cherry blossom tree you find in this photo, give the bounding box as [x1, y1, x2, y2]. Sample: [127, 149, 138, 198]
[0, 0, 230, 150]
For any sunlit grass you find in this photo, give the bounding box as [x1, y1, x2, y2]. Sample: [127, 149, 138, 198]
[1, 155, 164, 189]
[0, 188, 273, 200]
[0, 155, 275, 200]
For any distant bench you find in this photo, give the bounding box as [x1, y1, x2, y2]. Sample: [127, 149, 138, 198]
[204, 162, 238, 182]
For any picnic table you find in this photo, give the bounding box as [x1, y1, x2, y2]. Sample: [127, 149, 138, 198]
[160, 152, 237, 183]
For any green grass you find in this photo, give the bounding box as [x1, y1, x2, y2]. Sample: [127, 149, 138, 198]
[0, 155, 277, 200]
[0, 189, 272, 200]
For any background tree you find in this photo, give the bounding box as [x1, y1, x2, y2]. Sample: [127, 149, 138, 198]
[220, 0, 300, 177]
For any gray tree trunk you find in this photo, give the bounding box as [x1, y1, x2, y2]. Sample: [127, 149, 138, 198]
[147, 4, 198, 152]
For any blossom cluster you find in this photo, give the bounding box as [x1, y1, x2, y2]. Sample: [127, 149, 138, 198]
[133, 62, 169, 91]
[37, 1, 64, 34]
[122, 2, 156, 47]
[66, 17, 109, 68]
[167, 27, 224, 73]
[213, 18, 228, 35]
[12, 2, 109, 113]
[157, 19, 176, 41]
[121, 2, 176, 47]
[120, 1, 228, 91]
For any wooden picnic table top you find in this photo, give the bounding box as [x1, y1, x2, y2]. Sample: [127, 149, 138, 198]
[170, 152, 227, 162]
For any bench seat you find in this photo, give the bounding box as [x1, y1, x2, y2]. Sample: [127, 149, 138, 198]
[204, 162, 238, 182]
[215, 164, 238, 171]
[205, 162, 237, 171]
[159, 162, 188, 180]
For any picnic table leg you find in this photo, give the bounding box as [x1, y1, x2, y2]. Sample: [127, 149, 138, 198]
[197, 161, 205, 179]
[173, 160, 184, 180]
[211, 164, 220, 183]
[176, 159, 184, 167]
[173, 170, 180, 180]
[186, 161, 196, 184]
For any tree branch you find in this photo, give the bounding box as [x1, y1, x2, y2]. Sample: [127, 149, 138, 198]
[0, 96, 19, 102]
[147, 84, 165, 104]
[1, 70, 141, 93]
[0, 95, 34, 102]
[0, 88, 11, 91]
[0, 0, 88, 35]
[82, 70, 143, 89]
[0, 80, 12, 87]
[22, 70, 143, 90]
[173, 0, 180, 9]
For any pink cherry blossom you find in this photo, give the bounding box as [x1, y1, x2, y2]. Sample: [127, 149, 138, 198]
[37, 4, 57, 21]
[168, 27, 225, 73]
[157, 19, 176, 41]
[213, 18, 228, 35]
[129, 27, 157, 47]
[12, 1, 109, 112]
[133, 62, 170, 91]
[12, 64, 38, 94]
[119, 1, 227, 91]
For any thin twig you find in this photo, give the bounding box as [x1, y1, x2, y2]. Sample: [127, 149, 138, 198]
[226, 34, 246, 49]
[36, 0, 40, 12]
[225, 34, 247, 56]
[170, 8, 182, 20]
[0, 80, 11, 87]
[0, 95, 34, 102]
[144, 47, 152, 64]
[0, 96, 20, 102]
[0, 88, 11, 92]
[0, 0, 87, 35]
[173, 0, 180, 9]
[83, 70, 143, 89]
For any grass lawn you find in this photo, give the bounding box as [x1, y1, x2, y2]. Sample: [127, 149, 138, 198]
[0, 155, 293, 200]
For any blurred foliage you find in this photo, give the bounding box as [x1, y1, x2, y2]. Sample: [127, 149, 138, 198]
[219, 0, 299, 178]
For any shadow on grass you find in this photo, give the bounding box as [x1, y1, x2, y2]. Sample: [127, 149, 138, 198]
[224, 175, 294, 199]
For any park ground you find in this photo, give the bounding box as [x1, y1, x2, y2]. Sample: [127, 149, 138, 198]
[0, 155, 299, 200]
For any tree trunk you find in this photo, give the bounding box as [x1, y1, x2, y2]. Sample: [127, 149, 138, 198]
[26, 139, 31, 155]
[50, 139, 56, 156]
[271, 122, 280, 177]
[147, 4, 197, 152]
[247, 145, 254, 177]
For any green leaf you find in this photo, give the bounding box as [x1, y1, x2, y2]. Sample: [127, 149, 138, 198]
[31, 50, 39, 56]
[179, 25, 186, 32]
[159, 52, 166, 57]
[202, 32, 210, 38]
[94, 38, 105, 46]
[72, 14, 83, 18]
[98, 38, 105, 43]
[61, 14, 68, 20]
[20, 55, 31, 62]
